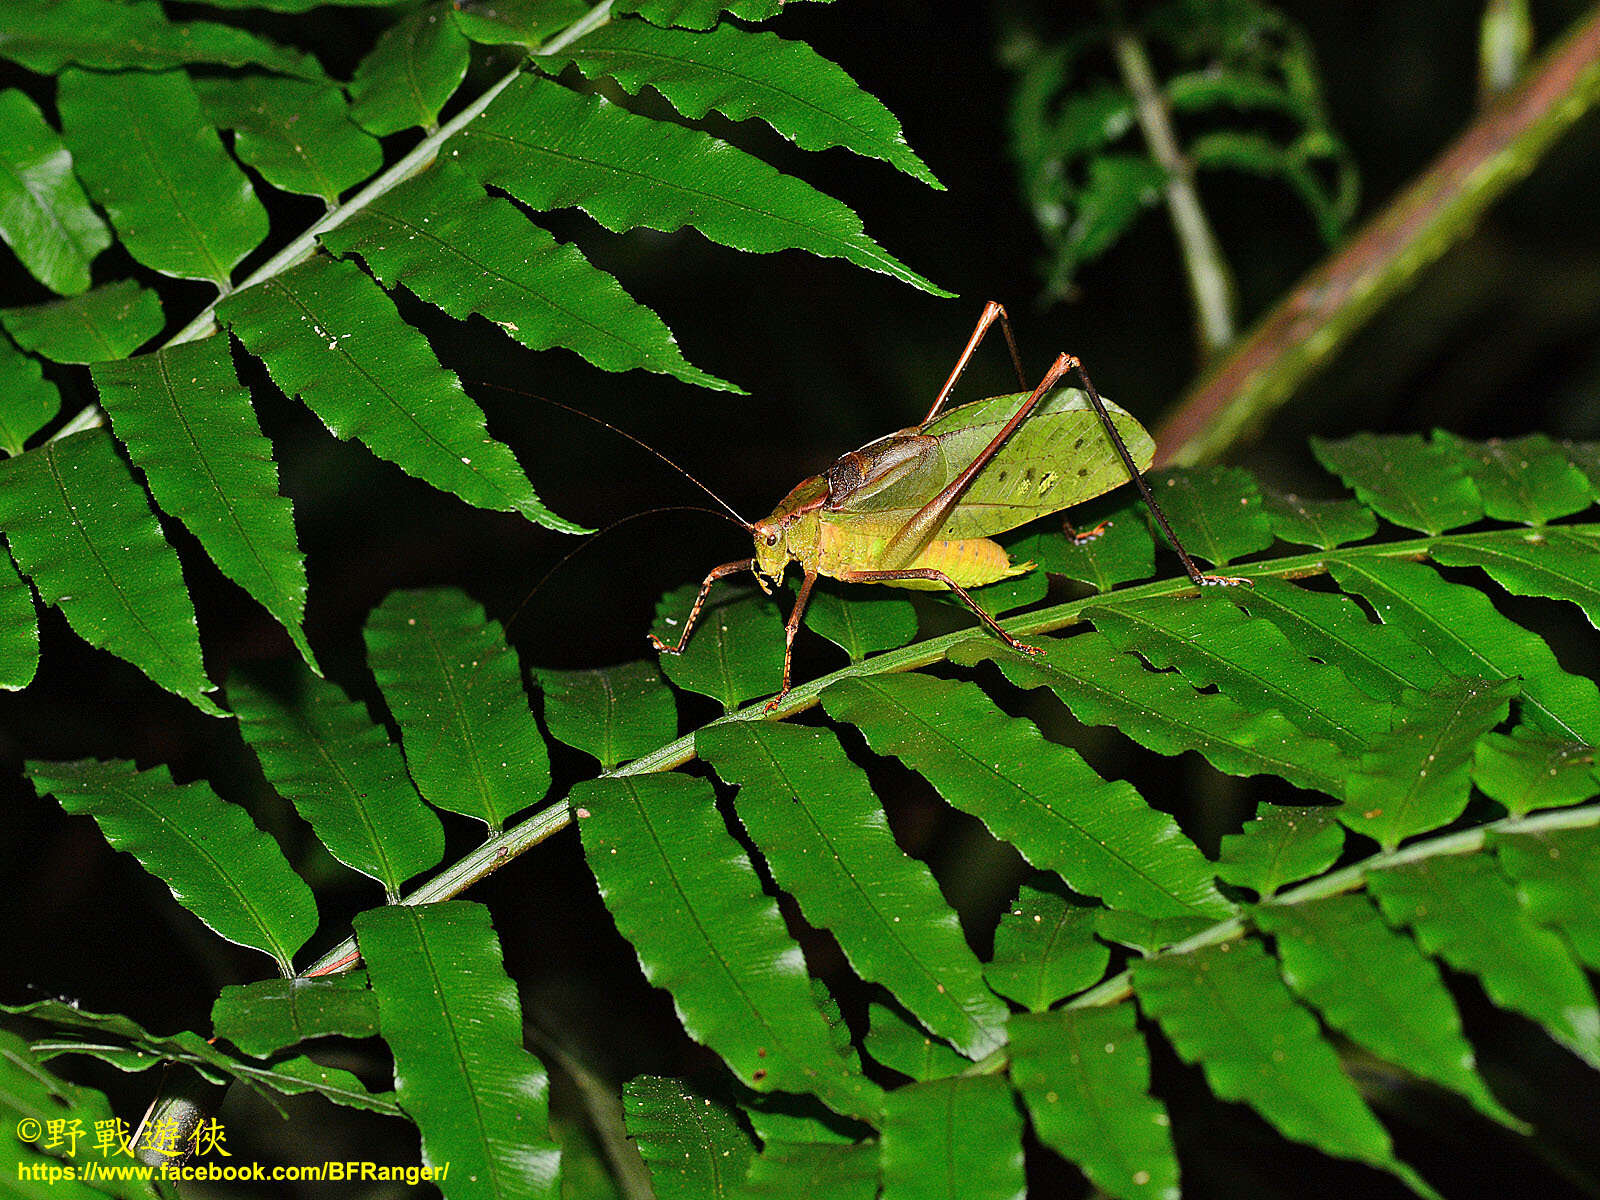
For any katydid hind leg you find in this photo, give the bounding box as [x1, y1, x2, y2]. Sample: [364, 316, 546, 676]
[1063, 517, 1112, 545]
[885, 352, 1080, 568]
[649, 558, 757, 655]
[764, 569, 818, 712]
[922, 301, 1028, 425]
[839, 567, 1044, 656]
[1067, 357, 1251, 589]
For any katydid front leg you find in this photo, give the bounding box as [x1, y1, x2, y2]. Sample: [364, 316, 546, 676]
[764, 569, 818, 712]
[648, 558, 756, 656]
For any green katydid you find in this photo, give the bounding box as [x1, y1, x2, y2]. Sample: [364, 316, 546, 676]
[650, 301, 1247, 709]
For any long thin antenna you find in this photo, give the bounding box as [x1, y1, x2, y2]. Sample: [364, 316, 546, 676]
[505, 504, 748, 635]
[475, 383, 751, 528]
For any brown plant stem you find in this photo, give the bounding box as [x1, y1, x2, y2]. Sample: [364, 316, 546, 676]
[1155, 3, 1600, 467]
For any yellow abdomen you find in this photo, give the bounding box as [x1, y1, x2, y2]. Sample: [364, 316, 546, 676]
[813, 518, 1031, 589]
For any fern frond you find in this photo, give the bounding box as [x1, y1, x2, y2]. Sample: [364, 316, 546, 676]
[92, 340, 317, 672]
[356, 902, 560, 1190]
[0, 431, 221, 713]
[24, 759, 316, 973]
[229, 668, 446, 899]
[211, 974, 378, 1060]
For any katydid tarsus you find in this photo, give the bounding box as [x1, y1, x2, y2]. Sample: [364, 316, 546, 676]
[650, 301, 1248, 710]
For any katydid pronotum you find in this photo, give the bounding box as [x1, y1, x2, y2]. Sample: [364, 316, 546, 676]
[650, 302, 1247, 709]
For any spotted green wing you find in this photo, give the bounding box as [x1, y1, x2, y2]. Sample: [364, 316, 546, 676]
[830, 389, 1154, 560]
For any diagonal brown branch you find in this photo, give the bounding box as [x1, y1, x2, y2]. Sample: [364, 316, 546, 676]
[1155, 4, 1600, 467]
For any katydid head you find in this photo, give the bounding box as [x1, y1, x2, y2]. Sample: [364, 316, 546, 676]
[751, 474, 828, 586]
[751, 517, 790, 589]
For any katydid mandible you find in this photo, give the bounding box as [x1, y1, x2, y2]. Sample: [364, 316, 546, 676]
[650, 302, 1247, 709]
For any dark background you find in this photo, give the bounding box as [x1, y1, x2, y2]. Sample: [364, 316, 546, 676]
[5, 1, 1600, 1195]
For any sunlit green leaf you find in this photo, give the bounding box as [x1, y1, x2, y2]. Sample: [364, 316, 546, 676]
[0, 0, 316, 75]
[1216, 804, 1344, 896]
[1311, 433, 1482, 535]
[1432, 527, 1600, 630]
[229, 668, 445, 898]
[452, 0, 588, 47]
[880, 1076, 1024, 1200]
[3, 996, 244, 1084]
[1143, 466, 1272, 566]
[545, 20, 940, 187]
[1093, 910, 1213, 956]
[623, 1076, 755, 1200]
[211, 974, 379, 1059]
[699, 721, 1008, 1059]
[739, 1094, 859, 1148]
[0, 430, 219, 712]
[365, 587, 548, 833]
[733, 1140, 878, 1200]
[1, 279, 163, 364]
[187, 0, 403, 9]
[239, 1054, 397, 1115]
[1087, 593, 1391, 751]
[1330, 555, 1600, 745]
[652, 583, 785, 711]
[1368, 854, 1600, 1069]
[357, 901, 560, 1197]
[459, 75, 947, 295]
[220, 254, 583, 533]
[349, 4, 470, 136]
[984, 880, 1107, 1012]
[575, 773, 881, 1120]
[1008, 1006, 1179, 1200]
[1256, 893, 1521, 1129]
[862, 1003, 966, 1082]
[27, 758, 317, 975]
[614, 0, 837, 32]
[1559, 439, 1600, 499]
[0, 88, 108, 296]
[803, 584, 918, 662]
[1491, 824, 1600, 971]
[1433, 431, 1592, 525]
[1233, 577, 1446, 705]
[57, 69, 267, 287]
[951, 634, 1349, 797]
[823, 672, 1234, 918]
[1472, 732, 1598, 817]
[0, 542, 36, 692]
[1260, 488, 1377, 549]
[195, 74, 382, 204]
[1342, 677, 1518, 850]
[0, 335, 59, 454]
[321, 159, 733, 390]
[537, 660, 678, 771]
[0, 1027, 156, 1200]
[93, 338, 316, 670]
[1048, 495, 1157, 591]
[1132, 939, 1435, 1197]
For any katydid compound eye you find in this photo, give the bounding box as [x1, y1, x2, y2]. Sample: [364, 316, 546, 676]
[765, 533, 778, 546]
